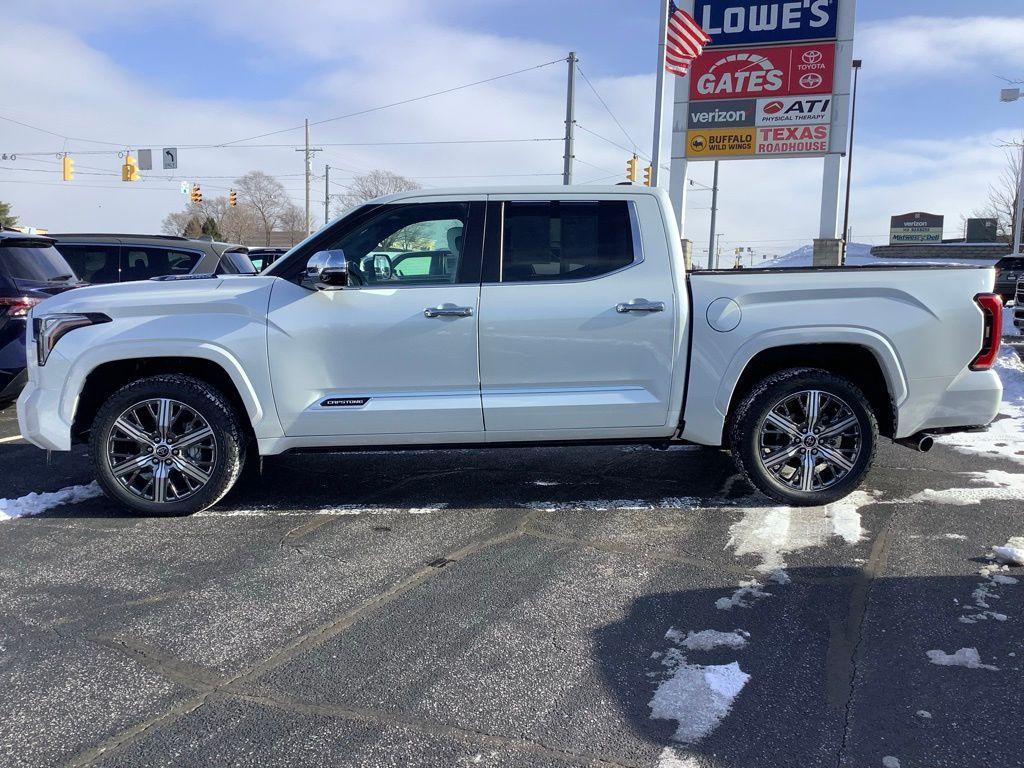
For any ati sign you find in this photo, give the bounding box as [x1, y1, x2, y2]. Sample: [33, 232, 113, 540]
[695, 0, 839, 48]
[757, 124, 829, 154]
[687, 128, 756, 157]
[756, 95, 831, 125]
[889, 212, 944, 244]
[690, 43, 835, 101]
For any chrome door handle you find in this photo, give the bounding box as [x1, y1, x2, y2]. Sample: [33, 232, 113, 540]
[616, 299, 665, 314]
[424, 305, 474, 318]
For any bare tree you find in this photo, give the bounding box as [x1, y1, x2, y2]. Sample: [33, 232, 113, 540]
[335, 170, 421, 215]
[278, 203, 307, 246]
[972, 144, 1022, 244]
[235, 171, 290, 246]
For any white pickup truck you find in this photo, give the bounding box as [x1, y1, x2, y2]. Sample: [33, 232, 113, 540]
[18, 186, 1004, 515]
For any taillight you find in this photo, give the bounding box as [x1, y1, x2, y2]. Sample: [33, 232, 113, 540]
[0, 297, 43, 318]
[969, 293, 1003, 371]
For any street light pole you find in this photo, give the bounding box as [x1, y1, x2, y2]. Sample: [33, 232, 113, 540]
[841, 60, 863, 265]
[1001, 87, 1024, 254]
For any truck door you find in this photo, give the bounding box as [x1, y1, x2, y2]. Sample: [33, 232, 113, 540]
[477, 196, 679, 434]
[266, 200, 485, 438]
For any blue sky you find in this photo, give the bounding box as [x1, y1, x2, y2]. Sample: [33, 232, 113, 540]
[3, 0, 1024, 252]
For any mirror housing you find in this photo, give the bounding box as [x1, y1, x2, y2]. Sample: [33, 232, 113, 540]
[305, 249, 349, 289]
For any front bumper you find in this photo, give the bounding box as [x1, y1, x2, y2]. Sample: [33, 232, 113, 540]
[17, 376, 73, 451]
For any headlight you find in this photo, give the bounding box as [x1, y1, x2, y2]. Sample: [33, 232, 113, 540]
[33, 313, 111, 366]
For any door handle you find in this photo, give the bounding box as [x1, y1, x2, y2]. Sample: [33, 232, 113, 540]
[616, 299, 665, 314]
[424, 305, 474, 318]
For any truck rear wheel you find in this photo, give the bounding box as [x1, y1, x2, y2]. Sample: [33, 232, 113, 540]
[729, 368, 878, 507]
[89, 374, 247, 516]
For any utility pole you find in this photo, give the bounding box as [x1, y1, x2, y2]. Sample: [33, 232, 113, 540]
[841, 60, 863, 266]
[563, 52, 577, 185]
[295, 118, 323, 235]
[649, 0, 670, 188]
[707, 161, 720, 270]
[324, 165, 330, 226]
[999, 86, 1024, 254]
[715, 233, 724, 270]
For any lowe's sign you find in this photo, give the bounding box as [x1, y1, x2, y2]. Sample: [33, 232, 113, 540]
[696, 0, 838, 48]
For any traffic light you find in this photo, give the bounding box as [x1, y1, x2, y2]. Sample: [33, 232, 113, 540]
[642, 165, 653, 187]
[61, 155, 74, 181]
[190, 184, 202, 204]
[229, 190, 237, 207]
[121, 155, 140, 182]
[626, 155, 639, 183]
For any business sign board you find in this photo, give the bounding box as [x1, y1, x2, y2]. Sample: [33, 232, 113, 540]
[688, 99, 757, 129]
[889, 212, 944, 244]
[695, 0, 839, 48]
[966, 218, 998, 243]
[687, 128, 757, 157]
[690, 43, 835, 101]
[756, 124, 830, 154]
[756, 95, 831, 125]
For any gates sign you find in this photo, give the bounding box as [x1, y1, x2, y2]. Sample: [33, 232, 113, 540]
[690, 43, 835, 101]
[695, 0, 838, 48]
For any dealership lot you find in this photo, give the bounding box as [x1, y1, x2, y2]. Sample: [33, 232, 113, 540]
[0, 351, 1022, 768]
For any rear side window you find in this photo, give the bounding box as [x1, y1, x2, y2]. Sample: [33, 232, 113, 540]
[500, 201, 636, 283]
[57, 243, 120, 283]
[0, 242, 77, 282]
[122, 247, 201, 281]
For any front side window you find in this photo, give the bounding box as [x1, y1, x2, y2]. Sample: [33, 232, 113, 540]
[320, 203, 470, 287]
[55, 244, 119, 283]
[501, 201, 636, 283]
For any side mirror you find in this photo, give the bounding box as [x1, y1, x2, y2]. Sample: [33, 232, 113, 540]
[305, 249, 349, 289]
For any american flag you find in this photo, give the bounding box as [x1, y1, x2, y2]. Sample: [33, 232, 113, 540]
[664, 1, 712, 77]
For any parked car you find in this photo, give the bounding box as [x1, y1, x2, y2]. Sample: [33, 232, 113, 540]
[1, 231, 84, 402]
[1015, 278, 1023, 332]
[246, 247, 289, 272]
[994, 255, 1024, 302]
[18, 186, 1003, 515]
[49, 234, 256, 284]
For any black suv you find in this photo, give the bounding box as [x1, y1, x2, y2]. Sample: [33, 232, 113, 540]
[994, 255, 1024, 302]
[49, 234, 256, 284]
[0, 231, 85, 401]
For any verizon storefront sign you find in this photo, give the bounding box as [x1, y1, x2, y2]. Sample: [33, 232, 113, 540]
[690, 43, 835, 101]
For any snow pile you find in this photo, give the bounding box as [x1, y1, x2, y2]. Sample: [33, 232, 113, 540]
[649, 659, 751, 744]
[925, 647, 999, 671]
[0, 482, 102, 521]
[761, 242, 998, 270]
[993, 537, 1024, 566]
[939, 347, 1024, 466]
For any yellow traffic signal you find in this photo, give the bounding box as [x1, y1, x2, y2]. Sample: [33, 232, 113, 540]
[121, 155, 140, 182]
[228, 190, 237, 207]
[642, 165, 653, 187]
[62, 155, 74, 181]
[626, 155, 638, 183]
[190, 184, 202, 204]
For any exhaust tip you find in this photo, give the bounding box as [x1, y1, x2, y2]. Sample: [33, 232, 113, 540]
[918, 435, 934, 453]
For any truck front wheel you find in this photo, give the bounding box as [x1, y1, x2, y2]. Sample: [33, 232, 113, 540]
[89, 374, 247, 516]
[729, 368, 878, 507]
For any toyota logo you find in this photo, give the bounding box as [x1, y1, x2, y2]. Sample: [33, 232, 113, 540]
[799, 73, 823, 89]
[802, 50, 823, 65]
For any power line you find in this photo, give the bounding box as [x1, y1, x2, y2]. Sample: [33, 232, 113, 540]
[576, 123, 653, 162]
[0, 113, 125, 148]
[575, 65, 640, 156]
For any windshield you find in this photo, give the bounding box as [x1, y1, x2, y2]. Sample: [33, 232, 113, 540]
[0, 243, 78, 282]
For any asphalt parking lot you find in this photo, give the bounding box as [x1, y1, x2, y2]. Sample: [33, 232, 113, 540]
[1, 346, 1023, 768]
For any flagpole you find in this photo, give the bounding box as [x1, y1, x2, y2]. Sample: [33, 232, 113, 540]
[650, 0, 670, 187]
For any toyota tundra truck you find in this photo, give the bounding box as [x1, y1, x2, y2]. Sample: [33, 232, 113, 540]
[17, 186, 1004, 515]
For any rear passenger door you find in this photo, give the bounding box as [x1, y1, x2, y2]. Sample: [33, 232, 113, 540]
[478, 196, 679, 434]
[55, 243, 122, 284]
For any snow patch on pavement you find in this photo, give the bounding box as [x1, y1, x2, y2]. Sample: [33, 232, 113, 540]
[525, 497, 699, 512]
[655, 747, 703, 768]
[197, 504, 446, 518]
[993, 536, 1024, 566]
[882, 757, 901, 768]
[904, 470, 1024, 507]
[666, 628, 750, 651]
[926, 647, 999, 671]
[649, 660, 751, 744]
[715, 580, 772, 611]
[0, 482, 102, 521]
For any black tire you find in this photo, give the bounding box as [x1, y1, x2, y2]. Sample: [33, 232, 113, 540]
[89, 374, 247, 516]
[729, 368, 878, 507]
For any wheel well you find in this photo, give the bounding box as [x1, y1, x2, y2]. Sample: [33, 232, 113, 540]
[72, 357, 255, 444]
[725, 344, 897, 438]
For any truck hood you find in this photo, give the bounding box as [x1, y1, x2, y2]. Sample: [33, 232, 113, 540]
[31, 275, 279, 318]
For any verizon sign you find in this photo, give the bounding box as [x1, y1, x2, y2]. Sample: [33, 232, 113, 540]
[690, 43, 835, 101]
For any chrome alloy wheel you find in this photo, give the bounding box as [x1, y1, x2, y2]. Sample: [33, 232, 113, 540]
[106, 398, 217, 503]
[757, 390, 862, 494]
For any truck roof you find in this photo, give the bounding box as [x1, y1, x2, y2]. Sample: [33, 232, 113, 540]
[370, 184, 669, 205]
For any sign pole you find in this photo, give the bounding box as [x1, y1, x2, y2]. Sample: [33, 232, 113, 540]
[650, 0, 670, 187]
[668, 0, 696, 234]
[1014, 141, 1024, 254]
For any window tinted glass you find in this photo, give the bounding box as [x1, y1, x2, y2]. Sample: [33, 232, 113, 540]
[216, 251, 257, 275]
[0, 243, 77, 282]
[122, 247, 201, 281]
[501, 201, 634, 283]
[997, 258, 1024, 270]
[322, 203, 469, 286]
[56, 243, 120, 283]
